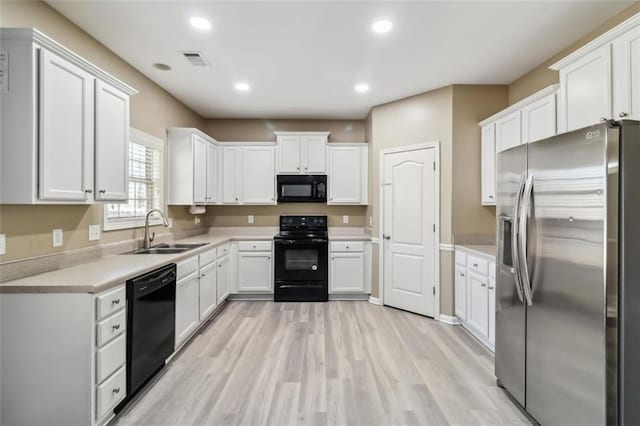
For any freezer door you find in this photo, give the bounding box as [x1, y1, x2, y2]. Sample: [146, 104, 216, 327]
[495, 144, 527, 407]
[524, 124, 610, 425]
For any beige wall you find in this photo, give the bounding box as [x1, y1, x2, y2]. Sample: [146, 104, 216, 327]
[508, 1, 640, 105]
[202, 119, 365, 142]
[0, 0, 206, 262]
[203, 205, 366, 228]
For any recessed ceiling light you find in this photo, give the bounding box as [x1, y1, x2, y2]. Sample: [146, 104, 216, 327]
[152, 63, 171, 71]
[235, 82, 250, 92]
[189, 16, 211, 30]
[355, 83, 370, 93]
[372, 20, 393, 33]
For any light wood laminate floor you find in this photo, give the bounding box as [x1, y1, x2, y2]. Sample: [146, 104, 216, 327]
[114, 301, 530, 426]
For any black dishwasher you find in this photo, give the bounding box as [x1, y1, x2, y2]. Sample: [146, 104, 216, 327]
[123, 263, 176, 404]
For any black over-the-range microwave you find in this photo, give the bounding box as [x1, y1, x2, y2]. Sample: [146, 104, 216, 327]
[276, 175, 327, 203]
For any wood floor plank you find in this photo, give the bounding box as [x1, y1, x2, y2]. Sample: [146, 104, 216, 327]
[113, 301, 531, 426]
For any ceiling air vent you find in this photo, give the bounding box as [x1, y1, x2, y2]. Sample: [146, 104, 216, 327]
[181, 51, 210, 66]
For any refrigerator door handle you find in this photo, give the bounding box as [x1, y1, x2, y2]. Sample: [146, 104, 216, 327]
[511, 174, 526, 303]
[519, 174, 534, 306]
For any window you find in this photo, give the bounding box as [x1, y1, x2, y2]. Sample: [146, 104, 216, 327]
[104, 128, 164, 231]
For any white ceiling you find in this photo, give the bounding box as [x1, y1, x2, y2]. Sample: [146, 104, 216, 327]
[46, 1, 633, 119]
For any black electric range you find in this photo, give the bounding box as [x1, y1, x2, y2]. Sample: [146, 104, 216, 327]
[274, 215, 328, 302]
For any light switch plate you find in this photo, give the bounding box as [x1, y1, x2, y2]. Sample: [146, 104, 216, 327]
[369, 216, 373, 227]
[88, 224, 101, 241]
[0, 234, 6, 255]
[248, 215, 254, 224]
[343, 215, 349, 224]
[168, 218, 174, 228]
[52, 229, 63, 247]
[194, 216, 201, 225]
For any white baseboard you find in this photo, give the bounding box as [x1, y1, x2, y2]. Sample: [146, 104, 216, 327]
[438, 314, 461, 325]
[368, 296, 382, 305]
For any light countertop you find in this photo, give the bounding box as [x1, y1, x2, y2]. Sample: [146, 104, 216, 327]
[0, 227, 371, 294]
[456, 244, 496, 258]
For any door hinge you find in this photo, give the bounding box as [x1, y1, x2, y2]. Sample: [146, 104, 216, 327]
[433, 224, 436, 232]
[433, 286, 436, 295]
[433, 161, 436, 171]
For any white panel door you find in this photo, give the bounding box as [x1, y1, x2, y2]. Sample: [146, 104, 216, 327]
[237, 252, 272, 292]
[488, 277, 496, 345]
[243, 146, 275, 204]
[302, 135, 327, 174]
[480, 124, 496, 205]
[559, 45, 612, 132]
[454, 266, 467, 321]
[175, 274, 199, 347]
[328, 146, 361, 204]
[222, 146, 242, 203]
[277, 136, 301, 173]
[330, 252, 365, 293]
[199, 261, 217, 320]
[216, 255, 229, 304]
[468, 272, 489, 338]
[94, 80, 129, 201]
[521, 92, 557, 144]
[495, 111, 521, 152]
[613, 26, 640, 120]
[193, 136, 207, 204]
[382, 148, 437, 317]
[39, 49, 94, 201]
[206, 144, 218, 203]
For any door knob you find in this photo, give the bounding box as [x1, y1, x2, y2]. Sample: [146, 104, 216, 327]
[383, 235, 391, 240]
[619, 112, 629, 118]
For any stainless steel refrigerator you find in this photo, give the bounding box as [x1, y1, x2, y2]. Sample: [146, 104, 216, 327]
[495, 120, 640, 425]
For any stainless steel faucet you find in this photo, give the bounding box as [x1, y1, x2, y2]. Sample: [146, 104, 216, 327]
[143, 208, 170, 249]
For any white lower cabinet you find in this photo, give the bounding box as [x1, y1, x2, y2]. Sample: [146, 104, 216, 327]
[467, 272, 489, 337]
[175, 271, 200, 348]
[237, 251, 273, 292]
[454, 266, 466, 321]
[217, 255, 230, 304]
[488, 277, 496, 345]
[199, 260, 218, 321]
[329, 241, 371, 294]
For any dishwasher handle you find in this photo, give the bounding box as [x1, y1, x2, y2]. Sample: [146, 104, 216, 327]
[129, 264, 177, 299]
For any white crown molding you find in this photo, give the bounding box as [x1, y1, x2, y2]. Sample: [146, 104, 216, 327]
[368, 296, 382, 305]
[478, 84, 559, 126]
[273, 131, 331, 137]
[549, 11, 640, 71]
[166, 127, 218, 144]
[439, 243, 455, 252]
[1, 28, 138, 96]
[438, 314, 461, 326]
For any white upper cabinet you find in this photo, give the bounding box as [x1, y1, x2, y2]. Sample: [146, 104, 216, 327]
[0, 28, 136, 204]
[275, 132, 329, 174]
[327, 144, 368, 205]
[94, 80, 129, 201]
[242, 146, 276, 204]
[206, 143, 219, 203]
[495, 110, 521, 152]
[193, 136, 208, 204]
[521, 92, 557, 144]
[613, 25, 640, 120]
[222, 146, 242, 204]
[480, 124, 496, 206]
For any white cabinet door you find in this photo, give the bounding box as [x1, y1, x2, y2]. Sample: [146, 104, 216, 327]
[467, 272, 489, 338]
[216, 255, 229, 304]
[243, 146, 275, 204]
[94, 80, 129, 201]
[521, 92, 557, 144]
[206, 143, 218, 203]
[277, 136, 301, 173]
[480, 124, 496, 205]
[330, 252, 365, 293]
[613, 26, 640, 121]
[495, 110, 521, 152]
[488, 278, 496, 346]
[454, 266, 467, 321]
[222, 146, 242, 203]
[558, 45, 612, 132]
[328, 146, 361, 204]
[175, 274, 199, 347]
[237, 252, 272, 292]
[193, 136, 207, 204]
[302, 135, 327, 174]
[39, 49, 94, 201]
[199, 261, 217, 320]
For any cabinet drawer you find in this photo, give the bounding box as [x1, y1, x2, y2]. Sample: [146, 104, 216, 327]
[177, 256, 199, 280]
[489, 262, 496, 280]
[96, 286, 125, 320]
[455, 250, 467, 267]
[96, 333, 126, 384]
[330, 242, 364, 252]
[467, 255, 489, 276]
[96, 309, 126, 347]
[238, 241, 272, 252]
[216, 243, 231, 258]
[96, 366, 126, 420]
[199, 248, 217, 268]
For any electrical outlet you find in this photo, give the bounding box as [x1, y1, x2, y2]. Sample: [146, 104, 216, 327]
[369, 216, 373, 227]
[343, 215, 349, 224]
[168, 218, 174, 228]
[248, 215, 254, 224]
[88, 224, 101, 241]
[52, 228, 63, 247]
[0, 234, 5, 255]
[194, 216, 201, 225]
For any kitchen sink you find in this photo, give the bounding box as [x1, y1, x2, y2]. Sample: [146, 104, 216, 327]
[125, 242, 209, 255]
